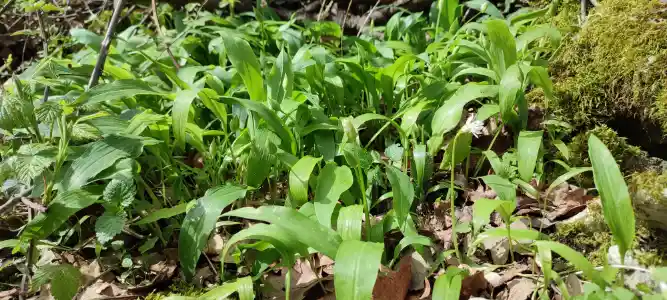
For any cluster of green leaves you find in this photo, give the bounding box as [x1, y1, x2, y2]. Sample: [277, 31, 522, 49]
[1, 0, 661, 299]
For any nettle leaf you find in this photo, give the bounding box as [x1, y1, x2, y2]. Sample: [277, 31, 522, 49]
[334, 240, 384, 300]
[95, 212, 126, 244]
[32, 264, 82, 300]
[103, 179, 136, 207]
[179, 185, 247, 280]
[588, 134, 635, 261]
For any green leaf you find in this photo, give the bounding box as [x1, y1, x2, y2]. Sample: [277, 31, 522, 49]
[472, 198, 503, 233]
[334, 240, 384, 300]
[517, 131, 542, 182]
[588, 134, 635, 262]
[481, 175, 516, 202]
[412, 144, 432, 196]
[431, 84, 497, 137]
[516, 24, 561, 52]
[498, 64, 523, 129]
[485, 19, 517, 75]
[483, 150, 505, 177]
[134, 203, 188, 225]
[179, 184, 247, 280]
[386, 166, 415, 232]
[464, 0, 503, 18]
[172, 90, 198, 151]
[337, 205, 364, 241]
[391, 235, 431, 264]
[545, 167, 592, 196]
[103, 179, 135, 207]
[76, 79, 167, 105]
[535, 241, 605, 287]
[222, 36, 265, 102]
[452, 67, 499, 82]
[198, 88, 227, 131]
[32, 264, 82, 300]
[268, 49, 293, 108]
[22, 189, 99, 241]
[288, 156, 322, 207]
[222, 96, 296, 154]
[527, 66, 554, 101]
[314, 163, 354, 228]
[58, 135, 144, 191]
[200, 276, 254, 300]
[223, 206, 342, 258]
[95, 213, 126, 244]
[70, 28, 102, 51]
[432, 267, 466, 300]
[440, 132, 472, 170]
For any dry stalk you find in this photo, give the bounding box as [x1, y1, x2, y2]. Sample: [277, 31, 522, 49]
[88, 0, 126, 88]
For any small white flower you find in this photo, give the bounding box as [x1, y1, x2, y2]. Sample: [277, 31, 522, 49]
[461, 115, 485, 138]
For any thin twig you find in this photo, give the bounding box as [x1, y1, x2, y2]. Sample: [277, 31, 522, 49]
[20, 198, 46, 213]
[151, 0, 180, 70]
[0, 187, 33, 215]
[0, 0, 15, 16]
[36, 11, 50, 104]
[202, 251, 219, 278]
[341, 0, 353, 50]
[88, 0, 126, 89]
[357, 0, 381, 37]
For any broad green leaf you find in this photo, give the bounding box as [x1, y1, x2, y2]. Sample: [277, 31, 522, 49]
[483, 150, 505, 177]
[391, 235, 431, 264]
[221, 224, 308, 276]
[32, 264, 82, 300]
[223, 206, 342, 258]
[22, 189, 99, 241]
[401, 101, 429, 134]
[481, 175, 516, 202]
[472, 227, 546, 248]
[440, 132, 472, 170]
[452, 67, 499, 82]
[337, 205, 364, 241]
[268, 49, 293, 107]
[198, 88, 227, 131]
[200, 276, 254, 300]
[334, 240, 384, 300]
[135, 203, 188, 225]
[498, 64, 523, 129]
[432, 267, 466, 300]
[412, 144, 432, 196]
[485, 19, 517, 75]
[289, 156, 322, 207]
[464, 0, 503, 18]
[588, 134, 635, 262]
[76, 79, 167, 105]
[179, 184, 247, 280]
[172, 90, 198, 151]
[57, 135, 144, 191]
[472, 198, 504, 233]
[527, 66, 554, 101]
[516, 24, 561, 52]
[545, 167, 592, 196]
[432, 0, 459, 32]
[386, 166, 414, 232]
[517, 131, 542, 182]
[431, 84, 497, 137]
[535, 241, 605, 287]
[314, 163, 354, 228]
[70, 28, 102, 51]
[222, 36, 265, 102]
[222, 97, 296, 154]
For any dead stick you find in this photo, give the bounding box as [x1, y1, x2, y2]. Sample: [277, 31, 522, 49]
[88, 0, 126, 89]
[0, 0, 15, 16]
[151, 0, 180, 70]
[357, 0, 381, 37]
[0, 187, 33, 215]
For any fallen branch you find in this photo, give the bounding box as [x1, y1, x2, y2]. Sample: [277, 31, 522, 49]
[0, 187, 33, 215]
[87, 0, 126, 89]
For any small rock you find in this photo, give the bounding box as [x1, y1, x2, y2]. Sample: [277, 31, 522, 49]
[204, 234, 225, 255]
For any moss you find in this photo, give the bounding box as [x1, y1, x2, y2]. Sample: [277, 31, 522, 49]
[629, 171, 667, 230]
[554, 201, 664, 266]
[545, 0, 667, 134]
[143, 280, 208, 300]
[568, 125, 644, 170]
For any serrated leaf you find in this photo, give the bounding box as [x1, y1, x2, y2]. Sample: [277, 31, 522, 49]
[179, 184, 247, 280]
[223, 206, 342, 258]
[288, 156, 322, 207]
[95, 213, 126, 244]
[103, 179, 136, 207]
[32, 264, 82, 300]
[588, 134, 635, 262]
[334, 240, 384, 300]
[314, 163, 353, 228]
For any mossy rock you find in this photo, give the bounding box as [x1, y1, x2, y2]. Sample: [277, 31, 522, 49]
[629, 171, 667, 230]
[554, 201, 665, 266]
[541, 0, 667, 145]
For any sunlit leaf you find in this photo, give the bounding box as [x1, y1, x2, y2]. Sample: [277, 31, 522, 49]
[334, 240, 384, 300]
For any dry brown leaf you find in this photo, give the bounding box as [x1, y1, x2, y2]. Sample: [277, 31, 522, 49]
[505, 278, 536, 300]
[466, 185, 497, 203]
[80, 260, 102, 284]
[149, 260, 178, 281]
[546, 185, 593, 221]
[565, 274, 584, 296]
[79, 281, 130, 300]
[372, 256, 412, 300]
[0, 288, 18, 300]
[460, 271, 489, 299]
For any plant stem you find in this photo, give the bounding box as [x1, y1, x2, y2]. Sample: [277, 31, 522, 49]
[506, 223, 515, 262]
[449, 132, 460, 260]
[356, 166, 372, 241]
[88, 0, 126, 88]
[285, 267, 292, 300]
[473, 123, 503, 177]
